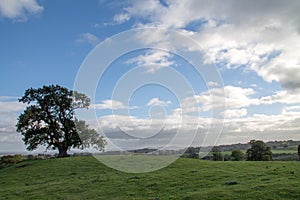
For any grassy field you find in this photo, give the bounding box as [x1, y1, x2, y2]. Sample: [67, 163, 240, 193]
[0, 156, 299, 199]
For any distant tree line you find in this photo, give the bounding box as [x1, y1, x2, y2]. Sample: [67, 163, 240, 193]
[184, 140, 300, 161]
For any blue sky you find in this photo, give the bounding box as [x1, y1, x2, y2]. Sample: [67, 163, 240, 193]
[1, 0, 300, 153]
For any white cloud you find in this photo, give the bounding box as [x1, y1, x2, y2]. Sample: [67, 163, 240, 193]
[223, 86, 259, 108]
[0, 100, 25, 113]
[231, 111, 300, 133]
[91, 86, 300, 148]
[260, 90, 300, 105]
[252, 49, 300, 90]
[93, 100, 126, 110]
[93, 99, 136, 110]
[222, 108, 247, 119]
[181, 86, 259, 113]
[207, 81, 219, 87]
[125, 0, 300, 32]
[0, 99, 26, 150]
[283, 106, 300, 112]
[121, 0, 300, 90]
[126, 50, 174, 73]
[147, 98, 171, 107]
[124, 0, 163, 21]
[96, 113, 210, 138]
[76, 33, 100, 47]
[0, 0, 43, 21]
[181, 85, 300, 116]
[113, 12, 130, 24]
[94, 107, 300, 149]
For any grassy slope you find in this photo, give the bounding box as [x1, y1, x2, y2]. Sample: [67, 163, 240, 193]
[0, 157, 299, 200]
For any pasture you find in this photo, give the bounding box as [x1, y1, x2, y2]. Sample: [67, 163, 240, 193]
[0, 156, 299, 199]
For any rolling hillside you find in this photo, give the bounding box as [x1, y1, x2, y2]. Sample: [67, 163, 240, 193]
[1, 156, 299, 199]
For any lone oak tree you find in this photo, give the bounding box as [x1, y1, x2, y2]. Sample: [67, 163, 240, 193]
[16, 85, 105, 157]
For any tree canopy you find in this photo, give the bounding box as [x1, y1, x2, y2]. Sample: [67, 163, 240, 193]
[231, 149, 245, 161]
[211, 147, 223, 161]
[16, 85, 105, 157]
[246, 140, 272, 161]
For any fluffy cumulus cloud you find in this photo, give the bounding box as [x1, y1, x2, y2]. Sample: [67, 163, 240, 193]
[118, 0, 300, 91]
[207, 81, 219, 87]
[0, 0, 43, 21]
[180, 86, 259, 113]
[126, 50, 174, 73]
[222, 108, 248, 119]
[261, 90, 300, 105]
[113, 12, 130, 24]
[181, 85, 300, 116]
[147, 98, 171, 107]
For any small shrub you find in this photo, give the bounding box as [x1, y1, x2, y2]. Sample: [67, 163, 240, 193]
[1, 155, 24, 164]
[231, 150, 244, 161]
[26, 154, 35, 160]
[262, 155, 271, 161]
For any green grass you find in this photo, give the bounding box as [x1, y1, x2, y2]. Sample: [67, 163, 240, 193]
[0, 156, 299, 199]
[272, 149, 298, 154]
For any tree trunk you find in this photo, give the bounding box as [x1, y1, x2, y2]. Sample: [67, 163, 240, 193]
[298, 145, 300, 160]
[58, 147, 69, 158]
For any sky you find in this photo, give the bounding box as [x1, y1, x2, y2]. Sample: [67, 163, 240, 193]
[1, 0, 300, 153]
